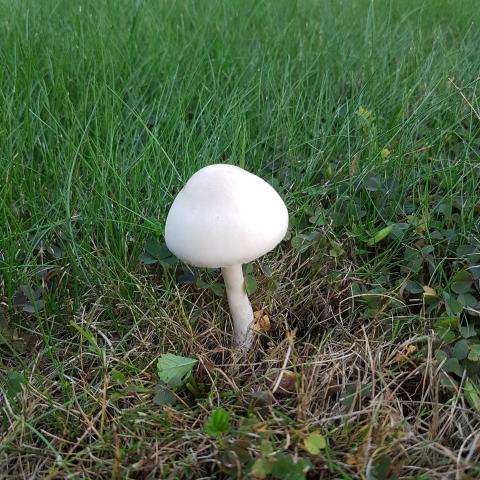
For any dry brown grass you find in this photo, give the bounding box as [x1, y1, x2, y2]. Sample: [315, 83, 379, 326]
[1, 250, 480, 479]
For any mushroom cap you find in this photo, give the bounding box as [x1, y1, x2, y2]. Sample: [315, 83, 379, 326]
[165, 164, 288, 268]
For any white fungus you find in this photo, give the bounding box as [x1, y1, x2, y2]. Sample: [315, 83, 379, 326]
[165, 164, 288, 348]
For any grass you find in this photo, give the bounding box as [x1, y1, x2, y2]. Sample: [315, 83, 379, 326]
[1, 0, 480, 477]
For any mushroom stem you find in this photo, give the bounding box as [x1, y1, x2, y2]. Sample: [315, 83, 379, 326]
[221, 264, 254, 349]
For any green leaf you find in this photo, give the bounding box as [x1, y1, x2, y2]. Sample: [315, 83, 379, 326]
[111, 369, 126, 385]
[291, 232, 321, 253]
[6, 370, 25, 398]
[367, 224, 393, 246]
[390, 222, 409, 239]
[457, 244, 477, 258]
[464, 380, 480, 413]
[270, 454, 311, 480]
[70, 321, 101, 356]
[208, 283, 225, 297]
[244, 263, 254, 274]
[358, 105, 374, 123]
[308, 209, 325, 226]
[456, 245, 480, 264]
[434, 317, 458, 343]
[48, 244, 64, 259]
[453, 340, 469, 360]
[159, 256, 179, 268]
[329, 240, 345, 257]
[436, 202, 452, 218]
[260, 440, 274, 456]
[401, 247, 423, 274]
[141, 239, 178, 267]
[470, 265, 480, 280]
[13, 285, 40, 304]
[464, 359, 479, 379]
[251, 458, 272, 479]
[364, 175, 383, 192]
[467, 344, 480, 361]
[230, 439, 251, 463]
[22, 300, 45, 313]
[325, 164, 334, 179]
[124, 385, 151, 394]
[109, 391, 124, 403]
[423, 245, 435, 256]
[451, 270, 473, 294]
[367, 455, 393, 480]
[443, 229, 458, 243]
[141, 217, 164, 234]
[194, 278, 209, 290]
[405, 280, 423, 294]
[303, 432, 326, 454]
[340, 382, 372, 407]
[435, 349, 448, 364]
[157, 354, 197, 388]
[205, 408, 230, 436]
[145, 239, 172, 260]
[176, 268, 196, 284]
[439, 371, 458, 390]
[244, 275, 257, 295]
[460, 324, 477, 338]
[153, 384, 176, 406]
[260, 263, 273, 277]
[139, 253, 158, 265]
[443, 292, 463, 317]
[13, 285, 44, 313]
[458, 293, 480, 309]
[430, 230, 444, 240]
[443, 357, 464, 377]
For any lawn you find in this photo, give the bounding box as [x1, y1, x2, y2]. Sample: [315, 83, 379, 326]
[1, 0, 480, 478]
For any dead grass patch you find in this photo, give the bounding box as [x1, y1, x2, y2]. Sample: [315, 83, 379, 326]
[1, 251, 480, 479]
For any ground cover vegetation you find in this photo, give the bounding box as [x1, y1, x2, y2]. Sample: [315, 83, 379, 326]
[1, 0, 480, 478]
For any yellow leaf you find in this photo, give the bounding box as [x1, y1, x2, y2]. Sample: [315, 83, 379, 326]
[381, 147, 391, 159]
[303, 431, 326, 454]
[349, 153, 359, 177]
[392, 344, 417, 364]
[346, 453, 357, 465]
[406, 345, 417, 355]
[423, 286, 436, 297]
[253, 311, 270, 332]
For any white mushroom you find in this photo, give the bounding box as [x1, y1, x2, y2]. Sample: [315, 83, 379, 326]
[165, 164, 288, 349]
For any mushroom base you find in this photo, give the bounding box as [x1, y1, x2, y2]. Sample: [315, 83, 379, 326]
[221, 264, 254, 349]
